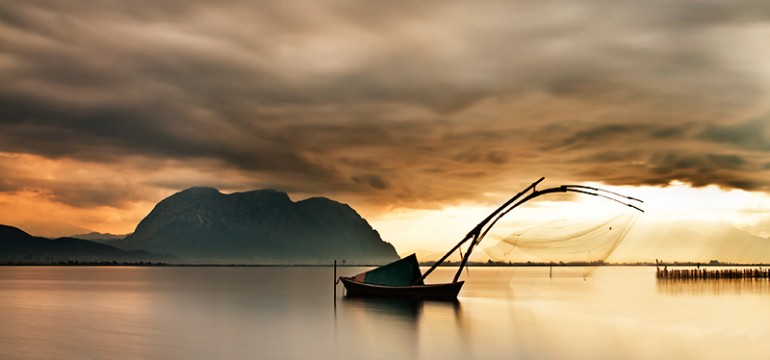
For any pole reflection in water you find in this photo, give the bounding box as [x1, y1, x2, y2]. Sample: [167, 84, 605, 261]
[657, 278, 770, 295]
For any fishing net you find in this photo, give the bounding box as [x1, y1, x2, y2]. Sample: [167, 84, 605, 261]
[483, 212, 639, 264]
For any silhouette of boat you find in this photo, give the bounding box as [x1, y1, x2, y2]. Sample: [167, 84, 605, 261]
[338, 177, 643, 300]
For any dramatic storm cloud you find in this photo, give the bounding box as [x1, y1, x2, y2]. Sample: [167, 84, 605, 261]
[1, 0, 769, 235]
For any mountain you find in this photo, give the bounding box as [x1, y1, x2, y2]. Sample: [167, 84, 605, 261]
[116, 187, 399, 264]
[0, 225, 175, 263]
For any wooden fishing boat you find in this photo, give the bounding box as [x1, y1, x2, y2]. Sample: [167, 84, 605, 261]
[339, 254, 464, 300]
[338, 177, 643, 300]
[339, 277, 464, 300]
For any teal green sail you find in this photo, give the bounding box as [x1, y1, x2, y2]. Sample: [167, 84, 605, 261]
[352, 254, 424, 286]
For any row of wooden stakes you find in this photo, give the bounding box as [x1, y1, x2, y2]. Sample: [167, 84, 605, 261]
[656, 267, 770, 280]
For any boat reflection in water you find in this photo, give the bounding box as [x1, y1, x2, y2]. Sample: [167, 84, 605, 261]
[335, 295, 465, 359]
[341, 297, 461, 321]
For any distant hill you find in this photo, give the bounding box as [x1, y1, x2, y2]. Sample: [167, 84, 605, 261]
[612, 219, 770, 264]
[115, 187, 399, 264]
[0, 225, 175, 264]
[69, 232, 130, 242]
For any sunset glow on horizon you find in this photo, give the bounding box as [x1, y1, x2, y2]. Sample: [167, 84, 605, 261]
[371, 181, 770, 260]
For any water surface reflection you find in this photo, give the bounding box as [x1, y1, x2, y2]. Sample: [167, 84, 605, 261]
[1, 266, 768, 359]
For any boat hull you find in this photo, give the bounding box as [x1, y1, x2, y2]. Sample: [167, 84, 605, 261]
[340, 277, 464, 300]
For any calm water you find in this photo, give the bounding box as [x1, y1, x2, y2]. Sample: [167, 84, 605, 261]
[0, 266, 768, 359]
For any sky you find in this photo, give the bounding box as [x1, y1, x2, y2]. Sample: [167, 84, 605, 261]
[1, 1, 769, 260]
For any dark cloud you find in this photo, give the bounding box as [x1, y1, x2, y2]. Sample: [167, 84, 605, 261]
[651, 125, 691, 139]
[572, 150, 642, 164]
[452, 150, 509, 165]
[617, 151, 761, 190]
[699, 118, 770, 151]
[650, 1, 770, 29]
[0, 0, 769, 210]
[556, 124, 636, 150]
[351, 175, 389, 190]
[647, 152, 748, 176]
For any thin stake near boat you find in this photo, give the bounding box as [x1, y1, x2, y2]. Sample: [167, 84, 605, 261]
[338, 177, 644, 300]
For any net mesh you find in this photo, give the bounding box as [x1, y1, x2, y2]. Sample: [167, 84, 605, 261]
[483, 212, 639, 264]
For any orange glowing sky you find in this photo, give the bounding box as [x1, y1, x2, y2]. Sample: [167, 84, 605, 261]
[1, 0, 769, 261]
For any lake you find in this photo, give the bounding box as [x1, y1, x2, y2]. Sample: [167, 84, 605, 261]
[0, 266, 768, 359]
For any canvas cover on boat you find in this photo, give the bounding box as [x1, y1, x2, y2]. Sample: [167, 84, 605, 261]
[352, 253, 424, 286]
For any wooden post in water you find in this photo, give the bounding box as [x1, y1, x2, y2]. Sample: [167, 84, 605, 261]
[333, 260, 337, 301]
